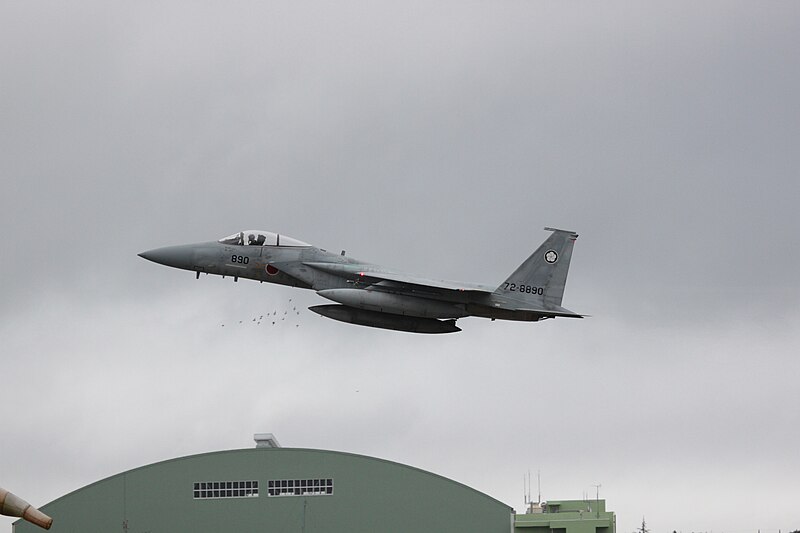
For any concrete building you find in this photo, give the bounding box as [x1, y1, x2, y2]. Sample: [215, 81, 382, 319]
[515, 499, 616, 533]
[14, 436, 615, 533]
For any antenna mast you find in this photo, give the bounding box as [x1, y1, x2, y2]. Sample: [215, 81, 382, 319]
[523, 469, 544, 514]
[535, 470, 540, 503]
[524, 470, 530, 505]
[592, 483, 601, 518]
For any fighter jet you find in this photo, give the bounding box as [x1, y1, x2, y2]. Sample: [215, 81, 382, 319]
[139, 227, 583, 334]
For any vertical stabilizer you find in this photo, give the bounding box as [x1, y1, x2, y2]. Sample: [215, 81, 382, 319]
[494, 228, 579, 308]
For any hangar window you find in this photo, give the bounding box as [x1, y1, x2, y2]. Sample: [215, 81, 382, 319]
[193, 480, 259, 499]
[267, 478, 333, 497]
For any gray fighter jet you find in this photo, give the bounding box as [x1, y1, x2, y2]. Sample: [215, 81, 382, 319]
[139, 227, 583, 334]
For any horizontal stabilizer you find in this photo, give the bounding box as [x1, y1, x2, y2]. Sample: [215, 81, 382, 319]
[514, 308, 584, 319]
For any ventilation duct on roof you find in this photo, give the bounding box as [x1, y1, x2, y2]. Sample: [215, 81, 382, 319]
[254, 433, 281, 448]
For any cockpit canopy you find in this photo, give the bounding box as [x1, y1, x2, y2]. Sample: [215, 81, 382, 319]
[218, 230, 310, 247]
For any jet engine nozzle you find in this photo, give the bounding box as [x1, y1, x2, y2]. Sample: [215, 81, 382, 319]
[0, 488, 53, 530]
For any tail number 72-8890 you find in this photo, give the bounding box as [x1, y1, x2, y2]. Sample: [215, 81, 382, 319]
[504, 282, 544, 295]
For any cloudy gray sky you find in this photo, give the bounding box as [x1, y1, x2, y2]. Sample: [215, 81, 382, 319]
[2, 1, 799, 531]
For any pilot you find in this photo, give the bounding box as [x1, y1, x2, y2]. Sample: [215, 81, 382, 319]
[248, 234, 258, 245]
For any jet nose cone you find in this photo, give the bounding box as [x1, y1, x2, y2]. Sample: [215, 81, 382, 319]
[138, 245, 196, 270]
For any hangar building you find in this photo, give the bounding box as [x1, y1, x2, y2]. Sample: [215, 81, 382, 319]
[13, 436, 616, 533]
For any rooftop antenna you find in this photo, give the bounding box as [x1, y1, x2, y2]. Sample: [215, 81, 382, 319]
[524, 470, 544, 514]
[523, 470, 532, 505]
[523, 472, 528, 506]
[537, 470, 541, 504]
[592, 484, 601, 518]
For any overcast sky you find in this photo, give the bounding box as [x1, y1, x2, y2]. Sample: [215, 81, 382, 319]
[2, 2, 799, 532]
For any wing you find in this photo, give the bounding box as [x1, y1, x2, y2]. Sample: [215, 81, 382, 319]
[302, 262, 495, 295]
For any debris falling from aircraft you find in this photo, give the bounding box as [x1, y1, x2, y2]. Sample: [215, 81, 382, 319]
[219, 298, 304, 331]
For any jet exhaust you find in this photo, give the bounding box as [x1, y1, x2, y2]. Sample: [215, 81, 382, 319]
[0, 488, 53, 530]
[309, 305, 461, 334]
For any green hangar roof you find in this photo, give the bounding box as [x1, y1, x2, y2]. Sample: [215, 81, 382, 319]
[14, 448, 513, 533]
